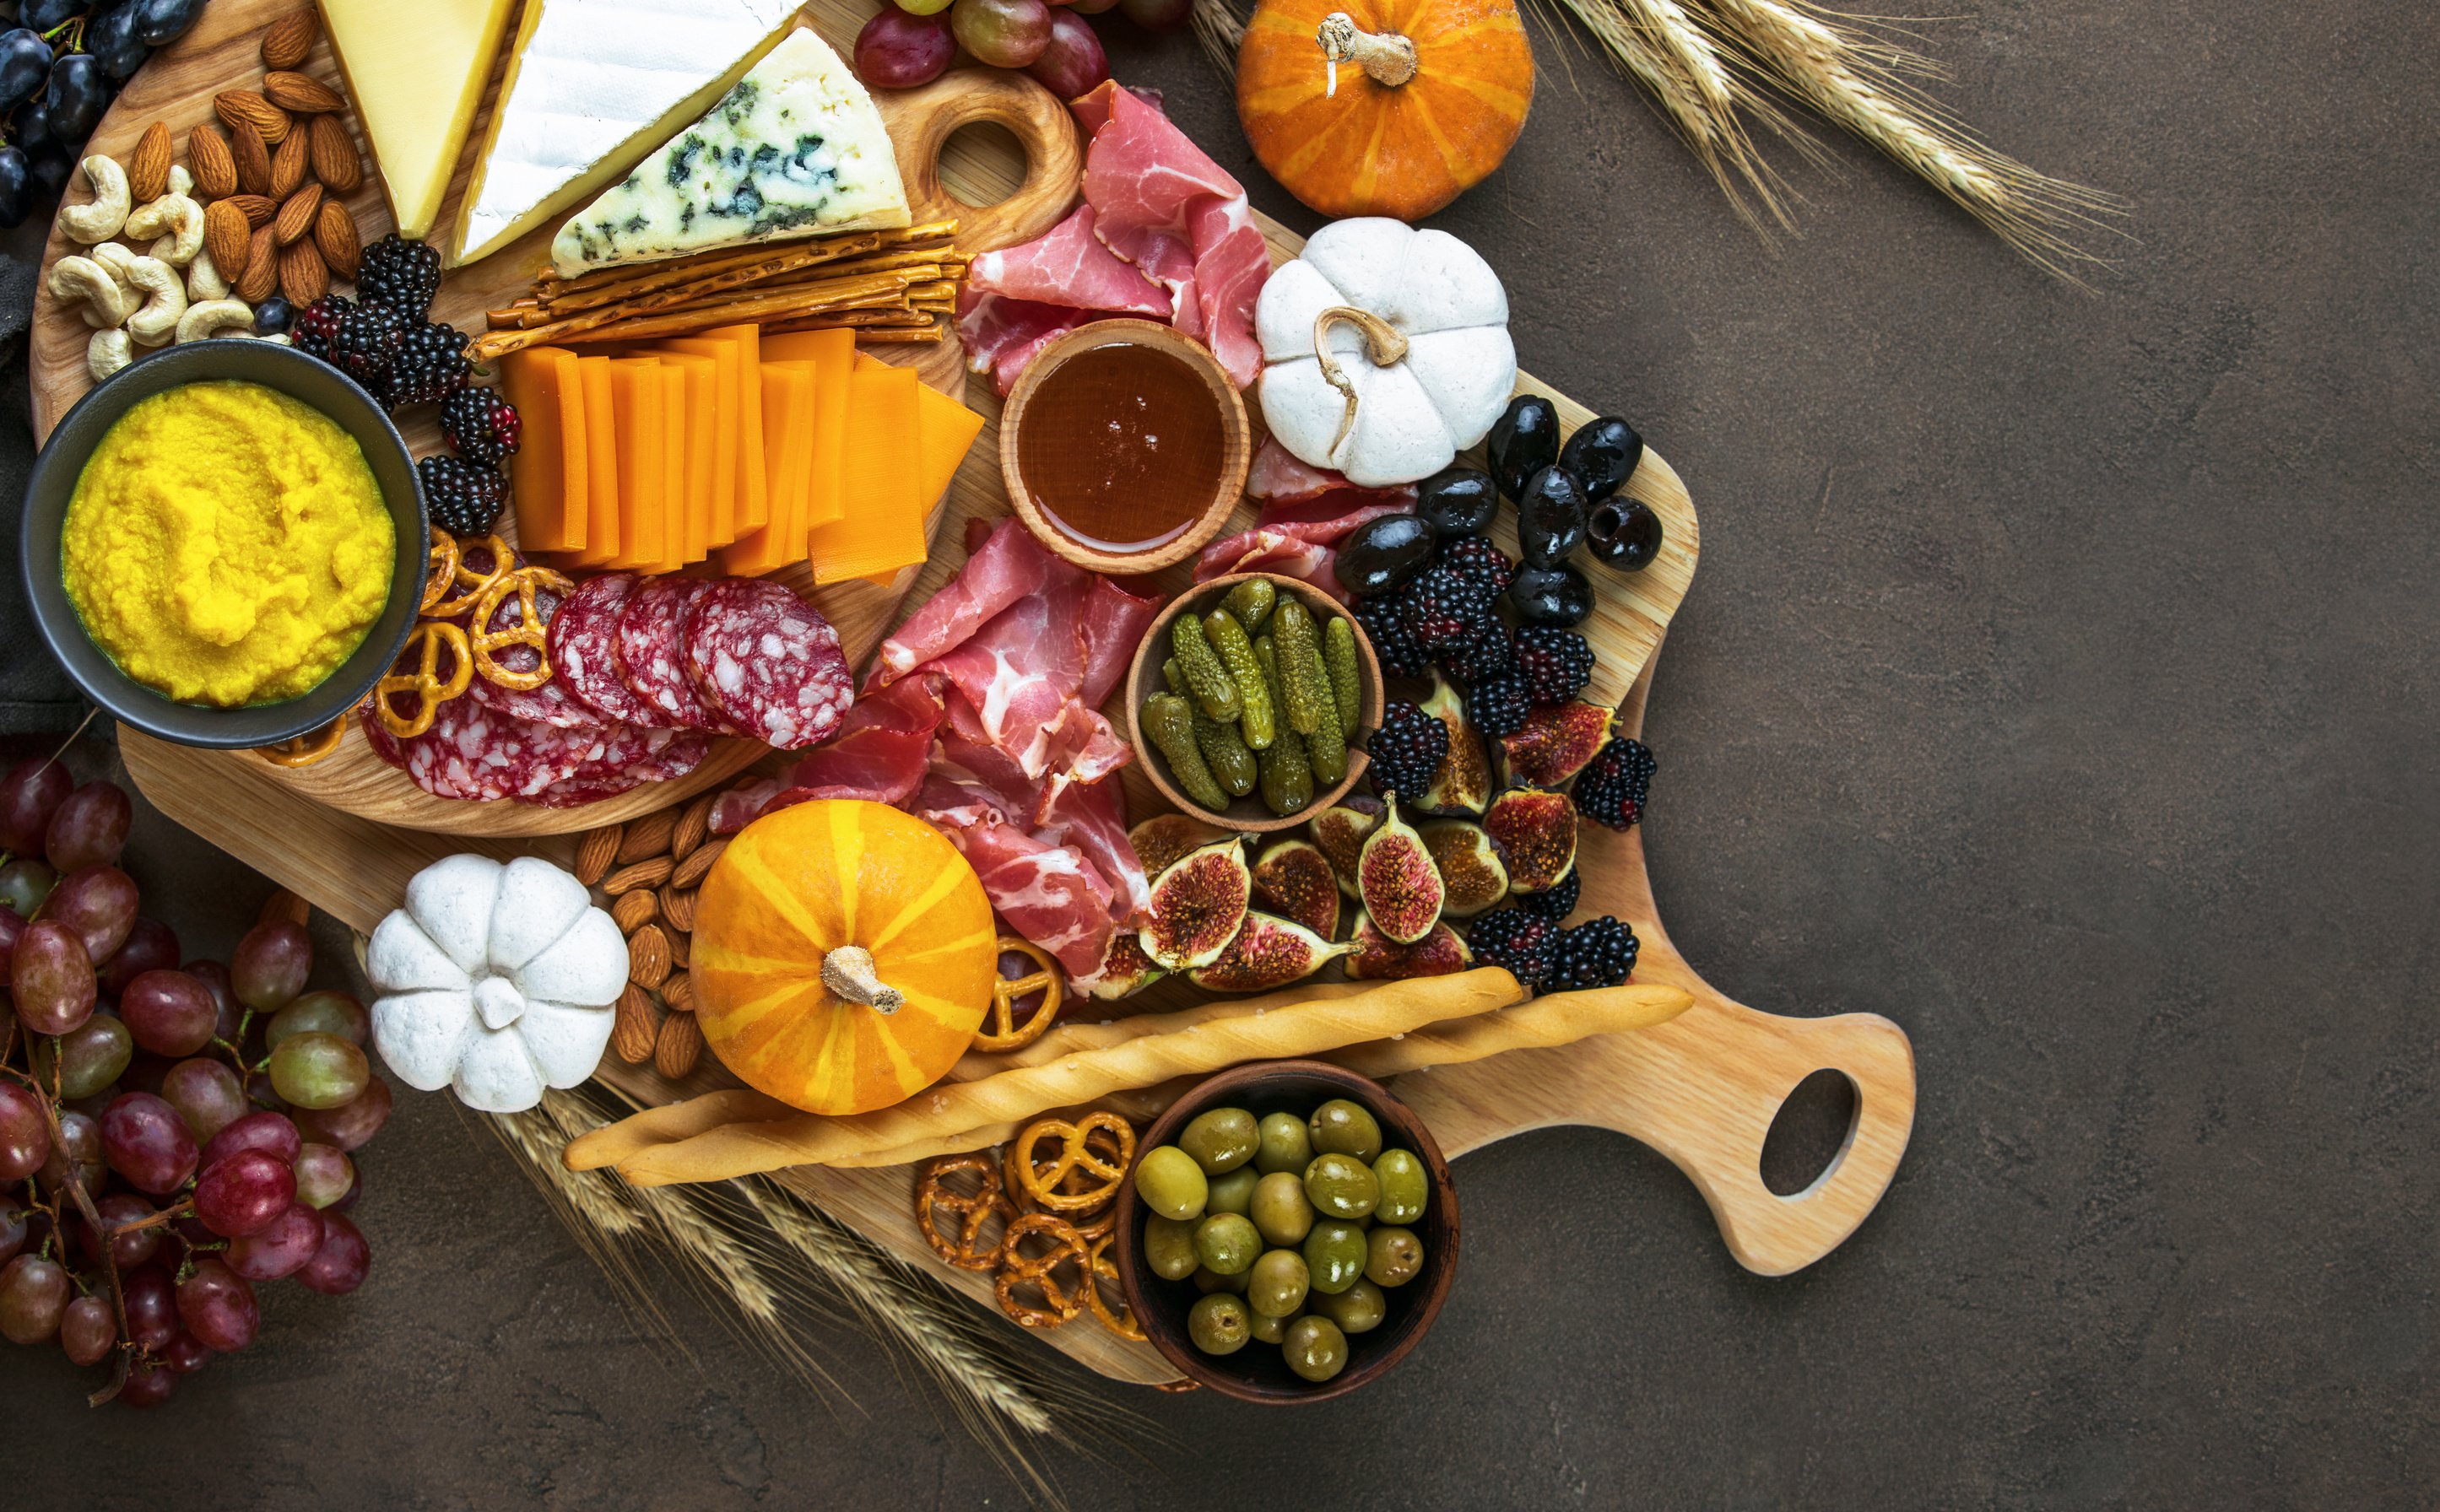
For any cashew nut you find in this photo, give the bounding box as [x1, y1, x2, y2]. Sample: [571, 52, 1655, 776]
[90, 240, 143, 286]
[127, 193, 204, 267]
[87, 329, 132, 383]
[59, 156, 130, 245]
[166, 165, 192, 198]
[48, 254, 137, 329]
[187, 246, 230, 301]
[177, 300, 257, 344]
[121, 256, 187, 348]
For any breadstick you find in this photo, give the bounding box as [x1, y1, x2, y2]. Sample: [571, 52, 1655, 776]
[610, 969, 1525, 1186]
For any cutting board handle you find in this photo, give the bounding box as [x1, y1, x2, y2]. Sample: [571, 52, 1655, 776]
[879, 68, 1082, 254]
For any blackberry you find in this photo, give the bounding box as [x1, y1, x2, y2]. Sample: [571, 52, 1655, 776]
[1466, 907, 1560, 988]
[440, 386, 523, 468]
[1514, 627, 1596, 705]
[331, 300, 403, 388]
[1435, 534, 1514, 595]
[418, 455, 507, 537]
[1521, 869, 1580, 920]
[1400, 562, 1496, 657]
[383, 320, 469, 407]
[355, 233, 443, 321]
[1575, 737, 1657, 830]
[1442, 622, 1516, 686]
[1466, 675, 1534, 739]
[289, 294, 353, 362]
[1366, 701, 1449, 802]
[1547, 915, 1639, 991]
[1352, 591, 1431, 678]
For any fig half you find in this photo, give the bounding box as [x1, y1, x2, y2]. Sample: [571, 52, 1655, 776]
[1252, 838, 1341, 941]
[1357, 796, 1446, 944]
[1130, 813, 1227, 878]
[1344, 913, 1474, 980]
[1308, 796, 1384, 900]
[1138, 837, 1252, 970]
[1482, 787, 1578, 895]
[1074, 932, 1166, 1001]
[1417, 670, 1490, 817]
[1499, 700, 1616, 789]
[1188, 912, 1351, 993]
[1420, 821, 1510, 918]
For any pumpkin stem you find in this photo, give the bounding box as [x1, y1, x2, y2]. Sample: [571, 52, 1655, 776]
[1312, 305, 1411, 459]
[820, 946, 906, 1014]
[1316, 12, 1417, 97]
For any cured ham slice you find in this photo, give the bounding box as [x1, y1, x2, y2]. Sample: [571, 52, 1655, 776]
[967, 204, 1170, 319]
[957, 290, 1097, 398]
[1247, 437, 1348, 502]
[1193, 483, 1420, 599]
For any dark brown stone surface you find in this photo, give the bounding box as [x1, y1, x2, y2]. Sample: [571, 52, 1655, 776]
[5, 0, 2437, 1503]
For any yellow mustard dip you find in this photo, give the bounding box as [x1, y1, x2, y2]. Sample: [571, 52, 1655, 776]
[61, 381, 394, 707]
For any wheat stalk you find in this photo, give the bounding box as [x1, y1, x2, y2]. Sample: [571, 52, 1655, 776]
[1191, 0, 1246, 79]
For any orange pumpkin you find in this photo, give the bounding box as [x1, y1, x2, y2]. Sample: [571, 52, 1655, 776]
[690, 799, 997, 1116]
[1236, 0, 1534, 221]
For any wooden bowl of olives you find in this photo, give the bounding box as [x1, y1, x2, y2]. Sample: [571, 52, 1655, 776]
[1123, 574, 1384, 835]
[1113, 1061, 1459, 1403]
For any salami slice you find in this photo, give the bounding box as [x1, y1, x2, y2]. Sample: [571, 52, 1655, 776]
[679, 579, 854, 750]
[469, 577, 601, 730]
[549, 573, 661, 727]
[358, 699, 405, 770]
[614, 576, 729, 732]
[524, 727, 712, 807]
[396, 696, 622, 802]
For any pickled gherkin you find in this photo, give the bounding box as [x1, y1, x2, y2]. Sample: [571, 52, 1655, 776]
[1272, 598, 1332, 738]
[1252, 636, 1314, 813]
[1166, 659, 1258, 797]
[1144, 692, 1229, 810]
[1170, 615, 1242, 722]
[1323, 615, 1362, 740]
[1305, 726, 1347, 787]
[1221, 577, 1276, 634]
[1203, 608, 1275, 751]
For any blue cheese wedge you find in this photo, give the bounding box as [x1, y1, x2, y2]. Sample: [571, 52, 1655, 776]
[549, 30, 912, 279]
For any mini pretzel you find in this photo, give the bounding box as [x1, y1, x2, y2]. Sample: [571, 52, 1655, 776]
[469, 566, 572, 691]
[256, 713, 347, 768]
[419, 526, 461, 614]
[1083, 1232, 1146, 1341]
[374, 620, 473, 739]
[425, 532, 515, 619]
[1006, 1111, 1135, 1215]
[993, 1212, 1087, 1329]
[971, 936, 1063, 1053]
[1005, 1145, 1121, 1242]
[915, 1153, 1017, 1272]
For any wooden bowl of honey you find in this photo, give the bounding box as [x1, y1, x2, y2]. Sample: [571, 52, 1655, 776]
[999, 319, 1251, 575]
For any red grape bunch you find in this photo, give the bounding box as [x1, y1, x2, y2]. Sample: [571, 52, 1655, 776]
[0, 754, 389, 1408]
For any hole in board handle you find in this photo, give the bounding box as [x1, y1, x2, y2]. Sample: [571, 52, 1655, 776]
[1760, 1069, 1859, 1197]
[938, 121, 1027, 209]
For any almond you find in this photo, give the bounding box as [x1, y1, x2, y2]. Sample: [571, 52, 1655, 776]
[273, 182, 322, 246]
[188, 126, 238, 200]
[665, 929, 688, 970]
[261, 10, 319, 71]
[602, 856, 673, 895]
[653, 1011, 703, 1081]
[270, 124, 308, 197]
[659, 885, 696, 935]
[202, 199, 251, 280]
[316, 202, 360, 279]
[262, 70, 344, 115]
[627, 923, 672, 991]
[617, 810, 678, 865]
[214, 90, 290, 145]
[278, 237, 327, 305]
[307, 114, 360, 193]
[671, 836, 727, 891]
[610, 888, 657, 934]
[235, 223, 279, 302]
[127, 122, 172, 204]
[672, 793, 715, 862]
[612, 984, 661, 1066]
[223, 193, 279, 229]
[660, 972, 694, 1014]
[575, 824, 624, 886]
[231, 122, 272, 197]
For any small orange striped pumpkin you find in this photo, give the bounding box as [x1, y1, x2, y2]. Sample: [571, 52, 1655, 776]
[691, 799, 996, 1116]
[1236, 0, 1534, 221]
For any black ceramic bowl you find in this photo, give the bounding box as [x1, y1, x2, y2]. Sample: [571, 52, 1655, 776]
[1113, 1061, 1460, 1404]
[19, 341, 425, 748]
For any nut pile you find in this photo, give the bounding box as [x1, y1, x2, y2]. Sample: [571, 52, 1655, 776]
[573, 794, 727, 1082]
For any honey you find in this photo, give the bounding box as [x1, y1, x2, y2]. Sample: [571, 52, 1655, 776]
[1015, 342, 1225, 554]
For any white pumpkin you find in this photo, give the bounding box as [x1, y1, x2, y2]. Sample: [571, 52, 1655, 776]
[366, 854, 627, 1114]
[1255, 218, 1517, 489]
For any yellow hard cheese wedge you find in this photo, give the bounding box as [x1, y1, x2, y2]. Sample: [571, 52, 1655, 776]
[315, 0, 515, 240]
[501, 347, 586, 554]
[811, 360, 924, 586]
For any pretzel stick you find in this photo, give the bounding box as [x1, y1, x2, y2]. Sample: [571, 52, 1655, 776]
[598, 969, 1526, 1185]
[534, 220, 960, 301]
[848, 325, 947, 345]
[471, 273, 936, 358]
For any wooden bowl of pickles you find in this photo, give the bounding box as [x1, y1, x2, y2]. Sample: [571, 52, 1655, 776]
[1122, 573, 1383, 834]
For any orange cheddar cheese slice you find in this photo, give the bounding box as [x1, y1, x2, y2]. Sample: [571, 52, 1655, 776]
[763, 329, 852, 538]
[811, 359, 924, 586]
[657, 362, 691, 571]
[568, 355, 621, 567]
[708, 324, 766, 533]
[718, 361, 814, 575]
[501, 347, 587, 554]
[658, 337, 739, 550]
[916, 380, 984, 511]
[603, 357, 668, 572]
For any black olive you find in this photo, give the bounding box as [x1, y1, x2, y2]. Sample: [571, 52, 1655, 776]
[1334, 512, 1437, 597]
[1507, 564, 1592, 628]
[1415, 467, 1498, 538]
[1485, 394, 1559, 502]
[133, 0, 206, 48]
[46, 54, 108, 144]
[88, 6, 150, 79]
[0, 30, 51, 114]
[0, 146, 30, 231]
[1586, 499, 1664, 572]
[1515, 465, 1588, 569]
[1559, 417, 1645, 503]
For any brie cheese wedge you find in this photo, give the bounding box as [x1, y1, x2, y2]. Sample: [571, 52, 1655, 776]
[549, 30, 912, 278]
[452, 0, 803, 267]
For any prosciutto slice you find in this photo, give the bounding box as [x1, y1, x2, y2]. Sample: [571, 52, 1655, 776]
[967, 204, 1169, 318]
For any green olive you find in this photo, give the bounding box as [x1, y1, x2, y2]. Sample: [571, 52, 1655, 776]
[1309, 1098, 1382, 1162]
[1133, 1145, 1209, 1221]
[1247, 1247, 1312, 1318]
[1178, 1107, 1260, 1174]
[1193, 1212, 1260, 1275]
[1302, 1152, 1380, 1220]
[1193, 1265, 1250, 1294]
[1249, 1308, 1296, 1345]
[1204, 1164, 1258, 1218]
[1142, 1216, 1199, 1280]
[1282, 1315, 1349, 1382]
[1311, 1277, 1386, 1334]
[1366, 1225, 1425, 1287]
[1302, 1219, 1367, 1295]
[1254, 1111, 1313, 1174]
[1249, 1170, 1316, 1247]
[1188, 1293, 1252, 1355]
[1372, 1148, 1429, 1225]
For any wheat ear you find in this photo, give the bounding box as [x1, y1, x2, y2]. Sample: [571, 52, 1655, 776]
[1191, 0, 1247, 78]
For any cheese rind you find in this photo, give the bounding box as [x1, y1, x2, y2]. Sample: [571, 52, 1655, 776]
[549, 30, 910, 278]
[316, 0, 517, 240]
